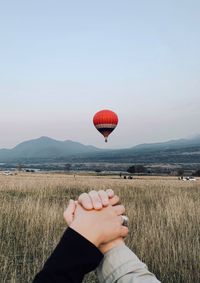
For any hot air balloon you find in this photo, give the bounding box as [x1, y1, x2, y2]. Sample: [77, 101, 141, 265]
[93, 109, 118, 142]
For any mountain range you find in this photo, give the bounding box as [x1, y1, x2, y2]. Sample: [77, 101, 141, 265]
[0, 136, 99, 162]
[0, 135, 200, 164]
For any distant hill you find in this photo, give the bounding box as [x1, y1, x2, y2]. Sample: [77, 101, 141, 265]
[0, 135, 200, 164]
[0, 136, 100, 162]
[85, 136, 200, 164]
[133, 136, 200, 151]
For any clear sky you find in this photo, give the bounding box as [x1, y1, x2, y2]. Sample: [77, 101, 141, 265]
[0, 0, 199, 149]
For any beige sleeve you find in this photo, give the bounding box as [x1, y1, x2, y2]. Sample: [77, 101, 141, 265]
[96, 245, 161, 283]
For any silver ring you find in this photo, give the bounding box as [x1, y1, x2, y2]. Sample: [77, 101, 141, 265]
[121, 215, 129, 226]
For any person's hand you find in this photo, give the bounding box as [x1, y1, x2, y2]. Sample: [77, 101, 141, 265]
[78, 189, 120, 210]
[64, 189, 120, 226]
[64, 190, 126, 252]
[64, 189, 120, 225]
[65, 201, 128, 247]
[77, 190, 125, 253]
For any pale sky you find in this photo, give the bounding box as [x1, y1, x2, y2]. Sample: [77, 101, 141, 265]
[0, 0, 200, 149]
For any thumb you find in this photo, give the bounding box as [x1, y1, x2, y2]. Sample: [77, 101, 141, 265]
[63, 199, 76, 225]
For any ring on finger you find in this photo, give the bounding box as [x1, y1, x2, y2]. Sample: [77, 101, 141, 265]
[121, 215, 129, 226]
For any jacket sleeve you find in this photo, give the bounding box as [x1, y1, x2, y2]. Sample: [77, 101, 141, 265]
[96, 245, 161, 283]
[33, 227, 103, 283]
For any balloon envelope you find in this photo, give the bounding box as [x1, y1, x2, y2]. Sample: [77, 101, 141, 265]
[93, 109, 118, 142]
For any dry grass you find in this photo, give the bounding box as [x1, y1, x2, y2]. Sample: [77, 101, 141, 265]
[0, 173, 199, 283]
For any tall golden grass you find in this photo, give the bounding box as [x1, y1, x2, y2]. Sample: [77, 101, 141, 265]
[0, 173, 199, 283]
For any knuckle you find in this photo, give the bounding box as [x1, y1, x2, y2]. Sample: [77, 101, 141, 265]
[98, 191, 106, 199]
[89, 191, 99, 200]
[115, 196, 120, 202]
[106, 189, 113, 195]
[79, 193, 87, 200]
[121, 205, 125, 212]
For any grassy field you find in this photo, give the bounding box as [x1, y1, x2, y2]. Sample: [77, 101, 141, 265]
[0, 173, 199, 283]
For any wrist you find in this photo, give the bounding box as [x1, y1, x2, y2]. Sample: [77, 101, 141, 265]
[99, 238, 125, 254]
[70, 222, 101, 247]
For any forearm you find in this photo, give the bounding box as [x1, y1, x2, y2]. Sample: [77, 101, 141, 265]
[97, 245, 161, 283]
[33, 227, 103, 283]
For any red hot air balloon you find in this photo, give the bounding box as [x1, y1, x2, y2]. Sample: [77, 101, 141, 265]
[93, 109, 118, 142]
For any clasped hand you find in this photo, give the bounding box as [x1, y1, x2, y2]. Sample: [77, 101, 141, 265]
[63, 190, 128, 253]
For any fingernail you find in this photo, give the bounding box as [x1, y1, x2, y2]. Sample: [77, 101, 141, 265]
[96, 202, 102, 209]
[103, 199, 109, 205]
[85, 202, 93, 209]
